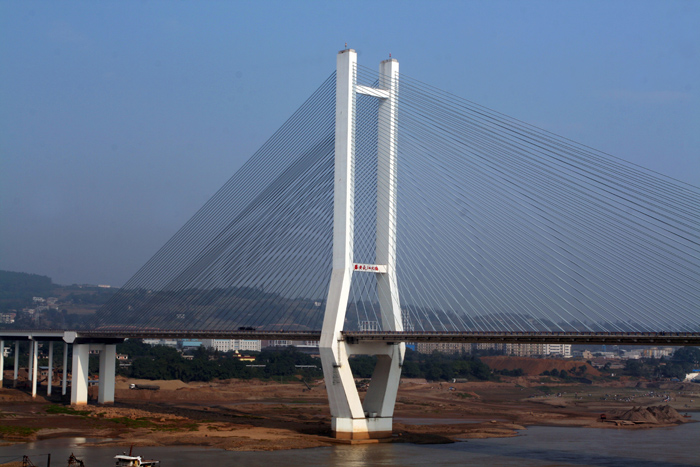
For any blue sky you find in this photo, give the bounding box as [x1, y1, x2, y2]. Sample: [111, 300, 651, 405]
[1, 0, 698, 286]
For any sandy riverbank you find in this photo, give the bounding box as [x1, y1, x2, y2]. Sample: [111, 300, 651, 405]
[1, 376, 697, 453]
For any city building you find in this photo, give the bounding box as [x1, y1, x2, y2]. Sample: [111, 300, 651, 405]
[143, 338, 177, 347]
[261, 340, 318, 351]
[545, 344, 572, 358]
[201, 339, 261, 352]
[474, 343, 505, 353]
[0, 312, 16, 324]
[505, 343, 546, 357]
[416, 342, 472, 354]
[641, 347, 673, 359]
[505, 343, 572, 358]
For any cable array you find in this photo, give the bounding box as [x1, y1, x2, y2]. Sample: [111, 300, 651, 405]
[91, 64, 699, 334]
[351, 64, 699, 333]
[94, 73, 338, 331]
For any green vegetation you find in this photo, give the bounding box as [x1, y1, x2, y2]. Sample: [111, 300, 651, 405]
[109, 417, 155, 429]
[117, 341, 493, 383]
[623, 347, 700, 380]
[117, 341, 322, 382]
[45, 405, 91, 417]
[0, 425, 39, 436]
[350, 350, 493, 382]
[497, 368, 524, 377]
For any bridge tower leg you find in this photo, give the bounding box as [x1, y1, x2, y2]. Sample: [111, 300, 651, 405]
[320, 49, 403, 440]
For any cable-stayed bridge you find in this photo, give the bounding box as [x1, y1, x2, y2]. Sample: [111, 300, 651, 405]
[2, 49, 698, 439]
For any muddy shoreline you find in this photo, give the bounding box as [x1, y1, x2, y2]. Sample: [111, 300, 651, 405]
[1, 376, 697, 453]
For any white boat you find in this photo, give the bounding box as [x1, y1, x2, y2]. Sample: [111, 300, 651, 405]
[114, 454, 160, 466]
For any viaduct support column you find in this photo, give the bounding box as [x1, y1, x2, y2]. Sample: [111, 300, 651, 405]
[28, 339, 34, 381]
[14, 341, 19, 386]
[98, 344, 116, 404]
[31, 340, 38, 398]
[47, 341, 54, 396]
[70, 344, 89, 405]
[62, 343, 68, 396]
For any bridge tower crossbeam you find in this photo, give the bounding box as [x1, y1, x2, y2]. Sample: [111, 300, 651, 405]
[320, 49, 404, 440]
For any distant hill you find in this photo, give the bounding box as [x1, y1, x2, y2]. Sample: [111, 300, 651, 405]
[0, 270, 54, 312]
[0, 270, 117, 329]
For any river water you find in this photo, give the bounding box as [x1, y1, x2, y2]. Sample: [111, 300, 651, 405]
[2, 422, 698, 467]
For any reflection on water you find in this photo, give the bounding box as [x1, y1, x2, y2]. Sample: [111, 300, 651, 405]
[2, 422, 698, 466]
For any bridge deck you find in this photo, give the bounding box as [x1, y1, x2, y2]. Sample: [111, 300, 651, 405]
[2, 330, 699, 346]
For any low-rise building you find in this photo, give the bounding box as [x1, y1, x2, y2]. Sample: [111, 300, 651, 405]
[0, 312, 16, 324]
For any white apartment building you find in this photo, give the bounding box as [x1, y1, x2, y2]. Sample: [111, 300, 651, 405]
[545, 344, 572, 358]
[505, 343, 572, 358]
[202, 339, 261, 352]
[143, 338, 178, 347]
[641, 347, 673, 359]
[262, 340, 319, 349]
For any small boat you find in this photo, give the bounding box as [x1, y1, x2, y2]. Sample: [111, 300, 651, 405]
[115, 446, 160, 466]
[114, 454, 160, 466]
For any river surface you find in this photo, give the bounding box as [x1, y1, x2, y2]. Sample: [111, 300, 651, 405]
[2, 422, 698, 467]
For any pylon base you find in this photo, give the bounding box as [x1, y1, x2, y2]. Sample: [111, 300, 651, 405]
[332, 416, 393, 439]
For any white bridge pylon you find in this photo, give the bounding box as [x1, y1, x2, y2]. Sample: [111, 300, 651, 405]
[320, 49, 405, 440]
